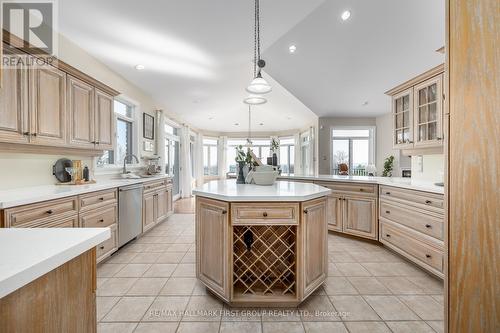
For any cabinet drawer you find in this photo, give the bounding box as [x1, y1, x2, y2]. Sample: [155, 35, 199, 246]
[97, 224, 118, 262]
[380, 201, 443, 240]
[380, 221, 444, 274]
[379, 185, 444, 213]
[79, 189, 117, 211]
[43, 216, 79, 228]
[80, 204, 117, 228]
[144, 179, 167, 193]
[232, 203, 299, 225]
[4, 197, 78, 228]
[316, 182, 377, 197]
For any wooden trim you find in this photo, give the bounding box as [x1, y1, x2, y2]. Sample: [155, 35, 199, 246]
[401, 145, 444, 156]
[0, 142, 105, 156]
[2, 30, 120, 97]
[385, 64, 445, 96]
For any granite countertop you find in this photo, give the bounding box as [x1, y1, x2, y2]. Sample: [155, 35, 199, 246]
[193, 179, 331, 202]
[0, 228, 110, 298]
[0, 175, 170, 209]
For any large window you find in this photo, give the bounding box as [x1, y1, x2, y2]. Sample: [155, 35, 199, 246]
[331, 128, 375, 176]
[226, 138, 271, 173]
[98, 99, 136, 166]
[203, 138, 218, 176]
[279, 137, 295, 174]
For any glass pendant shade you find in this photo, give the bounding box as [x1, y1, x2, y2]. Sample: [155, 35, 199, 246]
[243, 94, 267, 105]
[246, 75, 272, 94]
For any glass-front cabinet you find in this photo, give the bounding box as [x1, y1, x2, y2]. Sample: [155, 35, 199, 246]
[392, 88, 414, 149]
[413, 75, 443, 147]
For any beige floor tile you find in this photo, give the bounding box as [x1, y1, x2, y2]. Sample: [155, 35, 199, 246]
[114, 263, 152, 277]
[134, 236, 165, 244]
[385, 321, 435, 333]
[328, 263, 343, 276]
[97, 322, 137, 333]
[183, 295, 223, 321]
[220, 321, 262, 333]
[323, 277, 359, 295]
[299, 295, 341, 321]
[302, 322, 347, 333]
[329, 252, 357, 263]
[143, 264, 177, 277]
[263, 321, 305, 333]
[142, 296, 190, 321]
[146, 243, 172, 252]
[168, 243, 192, 252]
[406, 275, 444, 294]
[97, 277, 108, 288]
[426, 320, 445, 333]
[335, 263, 372, 276]
[181, 252, 196, 263]
[96, 297, 120, 321]
[361, 262, 427, 277]
[126, 277, 168, 296]
[177, 321, 220, 333]
[431, 294, 444, 305]
[348, 277, 391, 295]
[398, 295, 444, 320]
[105, 251, 138, 264]
[160, 277, 197, 295]
[121, 243, 152, 252]
[172, 263, 196, 277]
[363, 296, 419, 321]
[156, 252, 185, 263]
[192, 280, 209, 295]
[349, 251, 399, 263]
[376, 277, 425, 294]
[102, 296, 155, 322]
[97, 278, 137, 296]
[329, 295, 380, 321]
[261, 308, 301, 321]
[222, 306, 262, 321]
[344, 321, 391, 333]
[130, 252, 162, 264]
[133, 322, 178, 333]
[97, 263, 125, 277]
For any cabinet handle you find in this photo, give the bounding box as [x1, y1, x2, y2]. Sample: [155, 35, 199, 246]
[425, 200, 432, 204]
[386, 234, 391, 238]
[222, 210, 227, 215]
[95, 141, 100, 145]
[359, 188, 364, 192]
[23, 132, 30, 136]
[338, 198, 342, 201]
[31, 133, 37, 137]
[385, 210, 390, 214]
[263, 212, 268, 217]
[99, 197, 105, 201]
[437, 137, 442, 141]
[425, 224, 432, 228]
[425, 254, 432, 258]
[46, 210, 53, 215]
[303, 209, 308, 214]
[385, 192, 391, 195]
[91, 141, 96, 144]
[98, 219, 104, 223]
[99, 246, 105, 250]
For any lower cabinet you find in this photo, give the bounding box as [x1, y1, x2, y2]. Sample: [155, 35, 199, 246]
[343, 196, 378, 239]
[325, 194, 343, 232]
[142, 181, 174, 233]
[195, 197, 230, 301]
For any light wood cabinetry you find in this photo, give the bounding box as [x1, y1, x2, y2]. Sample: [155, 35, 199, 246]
[386, 64, 444, 152]
[142, 180, 174, 233]
[196, 197, 230, 301]
[325, 193, 343, 232]
[142, 191, 156, 232]
[231, 202, 299, 225]
[67, 75, 95, 148]
[94, 89, 114, 150]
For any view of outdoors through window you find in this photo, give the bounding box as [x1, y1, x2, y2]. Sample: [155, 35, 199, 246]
[203, 138, 218, 176]
[332, 129, 371, 176]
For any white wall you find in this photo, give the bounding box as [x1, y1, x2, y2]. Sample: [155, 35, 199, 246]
[411, 154, 445, 182]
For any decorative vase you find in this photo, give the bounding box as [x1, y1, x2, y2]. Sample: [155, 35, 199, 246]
[237, 161, 246, 184]
[272, 153, 278, 166]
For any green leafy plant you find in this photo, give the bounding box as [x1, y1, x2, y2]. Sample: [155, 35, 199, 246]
[270, 138, 280, 153]
[235, 145, 254, 164]
[382, 155, 395, 177]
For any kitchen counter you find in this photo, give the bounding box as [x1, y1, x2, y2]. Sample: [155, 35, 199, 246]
[0, 174, 170, 209]
[0, 228, 110, 298]
[193, 179, 332, 202]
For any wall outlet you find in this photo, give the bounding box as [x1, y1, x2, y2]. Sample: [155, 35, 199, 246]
[416, 155, 423, 172]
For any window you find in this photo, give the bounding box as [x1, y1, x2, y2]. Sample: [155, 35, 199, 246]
[279, 137, 295, 174]
[190, 135, 195, 178]
[331, 128, 375, 176]
[98, 99, 136, 167]
[226, 138, 271, 173]
[203, 138, 218, 176]
[165, 124, 178, 136]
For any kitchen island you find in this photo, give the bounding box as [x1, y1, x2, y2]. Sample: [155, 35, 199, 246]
[193, 180, 331, 307]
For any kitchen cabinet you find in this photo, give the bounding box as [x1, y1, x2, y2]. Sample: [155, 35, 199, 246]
[94, 89, 114, 150]
[68, 75, 95, 148]
[196, 197, 230, 301]
[392, 88, 414, 149]
[143, 191, 156, 232]
[156, 189, 168, 223]
[29, 65, 67, 146]
[142, 179, 174, 232]
[0, 47, 29, 144]
[325, 194, 343, 232]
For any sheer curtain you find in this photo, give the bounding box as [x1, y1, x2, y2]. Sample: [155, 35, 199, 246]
[293, 133, 302, 175]
[156, 110, 166, 172]
[218, 136, 227, 178]
[180, 126, 192, 198]
[194, 132, 204, 186]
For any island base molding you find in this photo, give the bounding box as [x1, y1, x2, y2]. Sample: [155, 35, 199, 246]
[195, 196, 328, 307]
[0, 249, 97, 333]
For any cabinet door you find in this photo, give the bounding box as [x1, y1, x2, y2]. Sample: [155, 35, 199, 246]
[166, 187, 173, 214]
[413, 75, 443, 148]
[143, 192, 156, 232]
[156, 190, 168, 223]
[195, 197, 229, 301]
[343, 196, 377, 240]
[392, 88, 414, 149]
[95, 89, 114, 150]
[29, 65, 67, 146]
[326, 194, 343, 232]
[0, 50, 29, 144]
[302, 198, 328, 297]
[67, 75, 95, 148]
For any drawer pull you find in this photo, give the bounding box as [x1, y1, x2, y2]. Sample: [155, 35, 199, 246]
[99, 197, 105, 201]
[46, 210, 54, 215]
[98, 219, 104, 223]
[222, 210, 227, 215]
[303, 209, 308, 214]
[425, 224, 432, 228]
[99, 245, 105, 250]
[385, 210, 390, 214]
[359, 188, 364, 192]
[385, 192, 391, 195]
[386, 234, 391, 238]
[338, 198, 342, 201]
[263, 212, 268, 217]
[425, 254, 432, 258]
[425, 200, 432, 204]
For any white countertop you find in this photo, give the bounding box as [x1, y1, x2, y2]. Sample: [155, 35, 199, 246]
[193, 179, 332, 202]
[0, 175, 169, 209]
[0, 228, 110, 298]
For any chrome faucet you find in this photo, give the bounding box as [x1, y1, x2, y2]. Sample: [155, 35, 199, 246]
[122, 154, 140, 174]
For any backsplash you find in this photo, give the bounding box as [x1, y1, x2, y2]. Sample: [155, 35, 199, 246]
[411, 154, 445, 183]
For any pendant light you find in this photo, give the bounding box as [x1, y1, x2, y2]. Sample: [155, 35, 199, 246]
[244, 0, 271, 104]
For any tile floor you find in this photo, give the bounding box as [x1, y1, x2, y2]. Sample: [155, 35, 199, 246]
[97, 213, 444, 333]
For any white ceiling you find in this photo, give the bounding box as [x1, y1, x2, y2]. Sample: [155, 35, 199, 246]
[58, 0, 444, 131]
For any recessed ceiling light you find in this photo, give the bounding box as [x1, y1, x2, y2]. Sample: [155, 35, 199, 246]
[259, 123, 264, 126]
[234, 123, 239, 126]
[288, 44, 297, 54]
[208, 116, 214, 120]
[135, 64, 145, 70]
[362, 101, 369, 106]
[287, 116, 292, 120]
[341, 10, 351, 21]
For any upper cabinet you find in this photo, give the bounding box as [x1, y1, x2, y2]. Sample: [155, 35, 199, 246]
[94, 89, 114, 150]
[68, 75, 95, 148]
[386, 64, 444, 152]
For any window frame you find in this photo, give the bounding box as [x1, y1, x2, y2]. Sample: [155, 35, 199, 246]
[278, 137, 295, 174]
[330, 126, 376, 176]
[203, 137, 219, 176]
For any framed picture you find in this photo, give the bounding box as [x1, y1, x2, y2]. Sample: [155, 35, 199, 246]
[143, 113, 155, 140]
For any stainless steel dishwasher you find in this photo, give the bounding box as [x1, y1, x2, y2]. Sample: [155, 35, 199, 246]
[118, 184, 143, 247]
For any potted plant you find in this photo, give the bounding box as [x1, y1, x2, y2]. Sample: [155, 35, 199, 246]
[235, 145, 252, 184]
[270, 138, 279, 166]
[382, 155, 395, 177]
